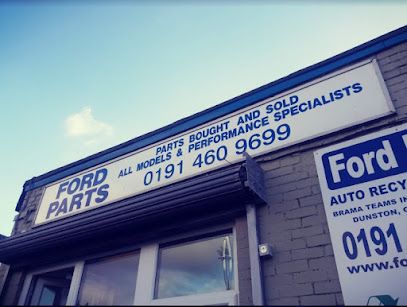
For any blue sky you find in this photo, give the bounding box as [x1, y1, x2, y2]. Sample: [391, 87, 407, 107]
[0, 1, 406, 235]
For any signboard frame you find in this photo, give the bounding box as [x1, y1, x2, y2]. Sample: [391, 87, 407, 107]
[34, 58, 395, 226]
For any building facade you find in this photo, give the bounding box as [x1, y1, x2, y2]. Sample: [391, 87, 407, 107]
[0, 26, 406, 305]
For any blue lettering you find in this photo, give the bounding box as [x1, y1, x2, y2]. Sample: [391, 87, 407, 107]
[80, 173, 94, 191]
[46, 201, 59, 219]
[94, 168, 108, 186]
[67, 178, 80, 194]
[55, 198, 68, 217]
[56, 181, 69, 199]
[95, 184, 109, 203]
[84, 188, 97, 206]
[69, 193, 83, 211]
[322, 130, 407, 189]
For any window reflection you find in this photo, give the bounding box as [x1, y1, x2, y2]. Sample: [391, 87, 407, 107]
[77, 251, 139, 306]
[39, 286, 57, 306]
[155, 233, 234, 299]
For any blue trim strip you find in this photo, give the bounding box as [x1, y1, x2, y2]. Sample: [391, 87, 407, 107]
[17, 26, 407, 211]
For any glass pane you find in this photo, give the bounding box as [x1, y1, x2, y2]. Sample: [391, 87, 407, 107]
[155, 234, 234, 299]
[26, 267, 73, 306]
[77, 251, 140, 306]
[38, 286, 57, 306]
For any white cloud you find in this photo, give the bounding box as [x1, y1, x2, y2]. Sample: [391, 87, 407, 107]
[65, 106, 113, 138]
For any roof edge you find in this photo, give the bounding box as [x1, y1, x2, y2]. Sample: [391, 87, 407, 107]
[16, 25, 407, 211]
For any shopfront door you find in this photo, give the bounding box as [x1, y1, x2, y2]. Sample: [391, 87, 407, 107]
[25, 267, 74, 306]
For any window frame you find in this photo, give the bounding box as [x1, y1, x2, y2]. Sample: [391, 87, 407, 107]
[18, 225, 239, 306]
[76, 250, 141, 306]
[18, 261, 84, 306]
[134, 227, 238, 305]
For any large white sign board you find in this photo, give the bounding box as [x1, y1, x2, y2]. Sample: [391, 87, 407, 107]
[314, 123, 407, 306]
[35, 60, 394, 225]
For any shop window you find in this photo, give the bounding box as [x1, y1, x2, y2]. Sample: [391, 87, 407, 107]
[77, 251, 140, 306]
[19, 228, 237, 305]
[155, 234, 234, 299]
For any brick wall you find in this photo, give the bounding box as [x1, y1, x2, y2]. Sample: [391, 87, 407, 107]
[256, 41, 407, 305]
[11, 187, 44, 235]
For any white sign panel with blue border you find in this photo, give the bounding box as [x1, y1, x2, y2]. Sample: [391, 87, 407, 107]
[35, 59, 394, 225]
[314, 123, 407, 306]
